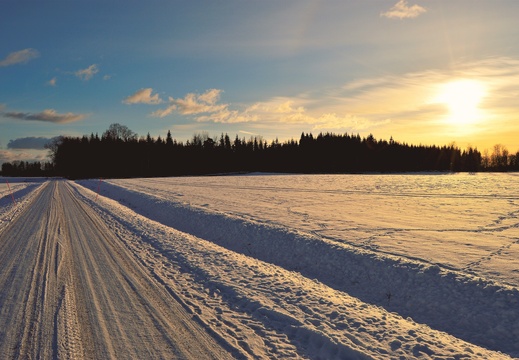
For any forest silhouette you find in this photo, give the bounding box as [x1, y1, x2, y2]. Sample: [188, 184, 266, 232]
[2, 123, 518, 178]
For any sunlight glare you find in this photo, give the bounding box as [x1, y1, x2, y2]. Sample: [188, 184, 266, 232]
[434, 79, 487, 127]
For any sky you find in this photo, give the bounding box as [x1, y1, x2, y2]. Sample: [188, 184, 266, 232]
[2, 0, 519, 165]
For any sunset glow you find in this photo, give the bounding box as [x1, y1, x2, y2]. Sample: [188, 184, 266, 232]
[2, 1, 519, 165]
[433, 79, 487, 128]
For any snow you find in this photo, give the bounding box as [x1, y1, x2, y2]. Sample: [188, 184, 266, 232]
[1, 180, 232, 359]
[69, 173, 518, 359]
[0, 177, 47, 231]
[2, 174, 516, 358]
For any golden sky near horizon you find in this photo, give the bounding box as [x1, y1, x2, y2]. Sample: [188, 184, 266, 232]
[2, 1, 519, 164]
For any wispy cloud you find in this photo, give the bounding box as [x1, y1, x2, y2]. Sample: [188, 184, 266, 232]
[381, 0, 426, 19]
[328, 57, 519, 147]
[75, 64, 99, 81]
[47, 77, 57, 86]
[0, 149, 42, 164]
[138, 57, 519, 148]
[0, 150, 20, 164]
[173, 89, 226, 115]
[7, 136, 58, 150]
[0, 48, 40, 67]
[2, 109, 87, 123]
[146, 88, 377, 131]
[151, 89, 228, 118]
[123, 88, 163, 105]
[238, 97, 386, 133]
[239, 130, 258, 136]
[151, 105, 176, 118]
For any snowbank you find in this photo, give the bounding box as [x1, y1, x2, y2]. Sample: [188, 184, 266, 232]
[0, 178, 48, 232]
[77, 178, 519, 358]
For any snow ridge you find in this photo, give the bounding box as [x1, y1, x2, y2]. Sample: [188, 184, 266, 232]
[0, 178, 48, 233]
[78, 179, 519, 358]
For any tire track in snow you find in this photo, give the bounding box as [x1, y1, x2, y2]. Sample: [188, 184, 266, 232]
[0, 180, 232, 359]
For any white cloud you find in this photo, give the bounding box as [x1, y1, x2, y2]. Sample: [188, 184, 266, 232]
[239, 98, 384, 133]
[196, 108, 252, 124]
[123, 88, 163, 105]
[239, 130, 258, 136]
[2, 109, 87, 123]
[152, 89, 227, 118]
[151, 104, 176, 118]
[0, 48, 40, 67]
[312, 114, 390, 132]
[241, 98, 308, 123]
[75, 64, 99, 81]
[381, 0, 426, 19]
[197, 88, 221, 105]
[327, 57, 519, 148]
[143, 58, 519, 145]
[149, 89, 374, 130]
[142, 57, 519, 150]
[47, 77, 57, 86]
[0, 149, 26, 164]
[0, 149, 48, 165]
[174, 89, 226, 115]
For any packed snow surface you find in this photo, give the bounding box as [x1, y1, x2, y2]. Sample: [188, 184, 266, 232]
[0, 179, 231, 359]
[75, 173, 518, 359]
[1, 174, 517, 359]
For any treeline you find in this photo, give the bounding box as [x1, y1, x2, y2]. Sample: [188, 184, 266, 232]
[48, 125, 485, 178]
[1, 160, 54, 177]
[2, 123, 518, 178]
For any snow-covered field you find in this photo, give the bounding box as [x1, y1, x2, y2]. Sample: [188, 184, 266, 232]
[73, 173, 518, 359]
[1, 174, 517, 358]
[0, 177, 47, 231]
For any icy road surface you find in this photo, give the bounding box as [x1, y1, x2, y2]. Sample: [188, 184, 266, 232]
[0, 180, 231, 359]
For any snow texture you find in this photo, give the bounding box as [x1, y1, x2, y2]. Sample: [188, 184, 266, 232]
[1, 174, 517, 358]
[67, 173, 518, 359]
[0, 179, 231, 359]
[0, 177, 47, 231]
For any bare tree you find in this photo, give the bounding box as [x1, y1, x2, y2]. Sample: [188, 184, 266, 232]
[102, 123, 137, 141]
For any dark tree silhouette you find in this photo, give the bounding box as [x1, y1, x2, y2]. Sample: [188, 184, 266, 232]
[4, 123, 517, 178]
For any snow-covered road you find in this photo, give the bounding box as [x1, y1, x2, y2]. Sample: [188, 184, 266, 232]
[1, 175, 517, 359]
[0, 180, 231, 359]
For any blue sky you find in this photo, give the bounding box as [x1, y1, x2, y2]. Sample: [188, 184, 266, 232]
[2, 1, 519, 165]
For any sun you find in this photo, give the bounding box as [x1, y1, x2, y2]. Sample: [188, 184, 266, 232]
[433, 79, 487, 127]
